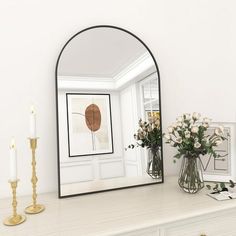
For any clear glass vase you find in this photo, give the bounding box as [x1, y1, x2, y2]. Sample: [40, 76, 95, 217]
[178, 155, 204, 194]
[147, 148, 162, 179]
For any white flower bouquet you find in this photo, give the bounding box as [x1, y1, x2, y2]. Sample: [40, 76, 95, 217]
[128, 116, 162, 150]
[164, 112, 227, 193]
[164, 112, 226, 161]
[128, 115, 162, 179]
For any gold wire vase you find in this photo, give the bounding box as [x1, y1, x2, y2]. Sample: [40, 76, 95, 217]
[178, 155, 204, 194]
[147, 147, 162, 179]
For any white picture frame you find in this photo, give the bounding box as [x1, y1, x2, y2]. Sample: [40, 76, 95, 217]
[201, 122, 236, 182]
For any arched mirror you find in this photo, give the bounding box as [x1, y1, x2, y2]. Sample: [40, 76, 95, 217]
[56, 25, 163, 198]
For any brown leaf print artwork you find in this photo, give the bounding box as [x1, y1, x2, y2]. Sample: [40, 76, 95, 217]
[85, 104, 101, 132]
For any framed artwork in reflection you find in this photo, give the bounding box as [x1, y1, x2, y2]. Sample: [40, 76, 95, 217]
[66, 93, 114, 157]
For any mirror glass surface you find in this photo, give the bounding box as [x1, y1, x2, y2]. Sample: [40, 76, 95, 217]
[56, 26, 163, 197]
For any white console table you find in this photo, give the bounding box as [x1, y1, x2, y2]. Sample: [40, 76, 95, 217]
[1, 176, 236, 236]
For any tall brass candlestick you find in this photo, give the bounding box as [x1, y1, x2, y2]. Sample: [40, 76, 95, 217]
[25, 138, 45, 214]
[3, 180, 26, 226]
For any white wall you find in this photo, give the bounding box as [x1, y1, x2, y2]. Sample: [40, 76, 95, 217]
[1, 0, 236, 198]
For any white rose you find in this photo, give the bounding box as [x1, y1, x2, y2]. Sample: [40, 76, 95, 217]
[148, 116, 153, 123]
[203, 117, 211, 124]
[184, 113, 191, 120]
[168, 126, 174, 133]
[172, 123, 178, 128]
[184, 131, 191, 138]
[176, 137, 183, 144]
[177, 122, 182, 127]
[202, 123, 209, 128]
[138, 128, 142, 134]
[155, 120, 160, 127]
[192, 112, 201, 120]
[164, 134, 171, 141]
[194, 142, 201, 148]
[174, 130, 180, 138]
[176, 116, 184, 122]
[191, 126, 199, 133]
[138, 119, 142, 125]
[171, 135, 181, 144]
[140, 133, 145, 139]
[189, 119, 194, 125]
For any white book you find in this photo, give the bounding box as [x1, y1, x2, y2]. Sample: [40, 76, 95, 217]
[207, 189, 236, 201]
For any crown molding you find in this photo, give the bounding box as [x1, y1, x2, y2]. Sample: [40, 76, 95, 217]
[114, 52, 156, 89]
[57, 76, 115, 91]
[57, 52, 156, 91]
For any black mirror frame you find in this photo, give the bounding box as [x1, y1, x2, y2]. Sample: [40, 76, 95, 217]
[55, 25, 164, 198]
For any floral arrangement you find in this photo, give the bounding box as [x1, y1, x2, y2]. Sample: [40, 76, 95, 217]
[164, 112, 226, 161]
[127, 115, 162, 179]
[128, 115, 162, 150]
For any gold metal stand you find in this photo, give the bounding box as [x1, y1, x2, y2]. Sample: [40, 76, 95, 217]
[25, 138, 45, 214]
[3, 180, 26, 226]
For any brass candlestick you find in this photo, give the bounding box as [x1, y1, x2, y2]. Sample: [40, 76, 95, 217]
[3, 180, 26, 226]
[25, 138, 45, 214]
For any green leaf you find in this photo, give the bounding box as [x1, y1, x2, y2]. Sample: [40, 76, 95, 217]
[229, 180, 235, 188]
[206, 184, 211, 190]
[213, 184, 219, 191]
[174, 153, 181, 159]
[220, 182, 226, 189]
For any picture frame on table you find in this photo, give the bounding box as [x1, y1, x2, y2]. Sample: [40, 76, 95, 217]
[201, 122, 236, 182]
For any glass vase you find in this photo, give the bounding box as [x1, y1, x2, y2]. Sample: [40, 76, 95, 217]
[147, 148, 162, 179]
[178, 155, 204, 194]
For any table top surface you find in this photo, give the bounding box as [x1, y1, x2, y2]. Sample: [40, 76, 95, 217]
[1, 176, 236, 236]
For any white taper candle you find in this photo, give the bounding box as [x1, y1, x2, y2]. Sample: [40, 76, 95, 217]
[9, 138, 17, 181]
[30, 105, 36, 138]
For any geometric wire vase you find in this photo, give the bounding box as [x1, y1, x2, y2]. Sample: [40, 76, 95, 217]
[178, 155, 204, 194]
[147, 147, 162, 179]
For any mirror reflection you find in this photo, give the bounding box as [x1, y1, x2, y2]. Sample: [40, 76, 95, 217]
[56, 26, 163, 197]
